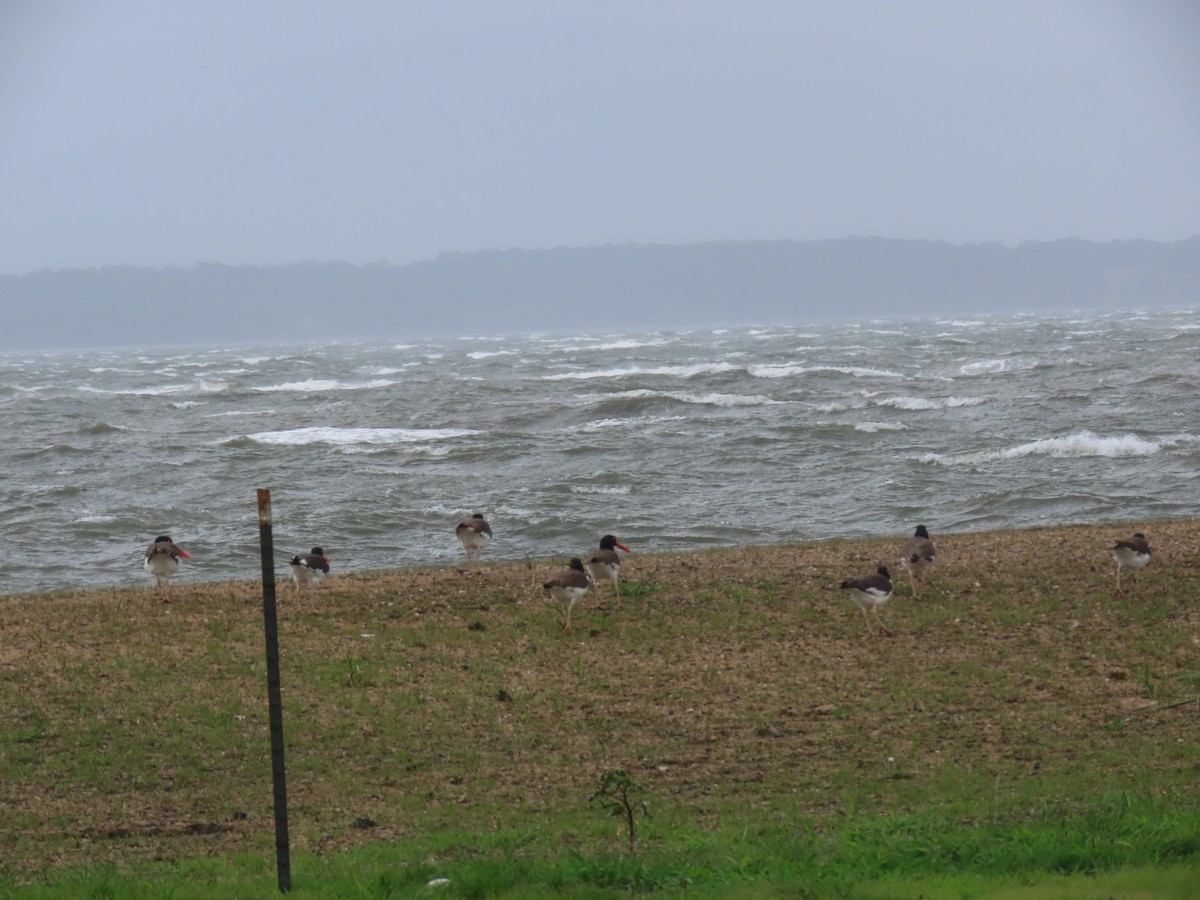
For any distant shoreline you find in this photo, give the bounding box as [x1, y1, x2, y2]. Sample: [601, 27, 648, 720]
[4, 236, 1198, 351]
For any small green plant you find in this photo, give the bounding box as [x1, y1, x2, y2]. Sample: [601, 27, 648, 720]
[344, 656, 368, 687]
[1139, 663, 1162, 701]
[589, 769, 650, 851]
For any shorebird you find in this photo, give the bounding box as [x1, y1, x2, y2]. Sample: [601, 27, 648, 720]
[543, 557, 590, 633]
[455, 513, 492, 566]
[290, 546, 331, 592]
[587, 534, 631, 598]
[899, 525, 936, 597]
[1112, 533, 1151, 596]
[840, 565, 894, 636]
[144, 535, 190, 603]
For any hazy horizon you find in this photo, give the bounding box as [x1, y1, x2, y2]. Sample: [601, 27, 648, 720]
[2, 1, 1199, 278]
[4, 237, 1197, 353]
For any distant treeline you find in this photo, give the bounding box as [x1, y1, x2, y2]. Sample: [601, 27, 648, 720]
[2, 237, 1198, 351]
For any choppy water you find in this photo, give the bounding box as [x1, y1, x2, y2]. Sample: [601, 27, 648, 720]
[2, 308, 1198, 596]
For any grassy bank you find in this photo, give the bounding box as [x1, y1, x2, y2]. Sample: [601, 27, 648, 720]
[2, 520, 1198, 896]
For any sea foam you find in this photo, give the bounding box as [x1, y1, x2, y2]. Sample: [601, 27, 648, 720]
[749, 364, 904, 379]
[544, 362, 740, 380]
[926, 430, 1161, 466]
[877, 396, 987, 410]
[242, 426, 480, 446]
[253, 378, 397, 392]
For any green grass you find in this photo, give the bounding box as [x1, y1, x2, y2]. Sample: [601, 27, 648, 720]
[3, 796, 1199, 897]
[2, 520, 1200, 896]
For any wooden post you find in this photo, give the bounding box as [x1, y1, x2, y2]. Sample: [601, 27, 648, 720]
[257, 488, 292, 893]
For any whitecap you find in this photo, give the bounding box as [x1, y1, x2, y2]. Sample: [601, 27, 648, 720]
[929, 430, 1160, 466]
[593, 338, 671, 350]
[1011, 431, 1160, 458]
[569, 484, 632, 495]
[79, 383, 191, 396]
[549, 337, 672, 352]
[669, 392, 781, 407]
[238, 426, 480, 446]
[581, 415, 685, 432]
[598, 388, 778, 407]
[252, 378, 397, 393]
[958, 359, 1010, 376]
[749, 364, 904, 379]
[876, 396, 987, 410]
[854, 421, 908, 432]
[810, 400, 865, 413]
[466, 350, 516, 359]
[747, 364, 807, 378]
[544, 362, 740, 380]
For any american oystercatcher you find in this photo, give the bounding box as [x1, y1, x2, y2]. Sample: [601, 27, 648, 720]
[587, 534, 631, 598]
[840, 565, 894, 636]
[543, 557, 590, 633]
[143, 535, 190, 603]
[290, 547, 331, 592]
[455, 513, 492, 566]
[1112, 533, 1151, 596]
[899, 525, 936, 597]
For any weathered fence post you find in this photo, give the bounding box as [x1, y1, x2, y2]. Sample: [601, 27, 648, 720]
[257, 488, 292, 893]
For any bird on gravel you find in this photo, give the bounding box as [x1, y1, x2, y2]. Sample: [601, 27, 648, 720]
[290, 547, 331, 592]
[587, 534, 632, 598]
[1111, 533, 1151, 596]
[543, 558, 590, 633]
[840, 565, 894, 636]
[455, 513, 492, 566]
[899, 525, 936, 597]
[144, 535, 190, 603]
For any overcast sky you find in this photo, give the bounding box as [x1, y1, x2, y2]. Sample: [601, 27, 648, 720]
[1, 1, 1198, 275]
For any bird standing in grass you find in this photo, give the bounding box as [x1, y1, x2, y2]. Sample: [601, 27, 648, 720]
[290, 547, 331, 592]
[587, 534, 631, 598]
[840, 565, 894, 636]
[455, 513, 492, 566]
[144, 535, 190, 603]
[1112, 533, 1151, 595]
[899, 525, 936, 597]
[543, 558, 590, 633]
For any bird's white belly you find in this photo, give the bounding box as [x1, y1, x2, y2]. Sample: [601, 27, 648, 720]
[144, 556, 179, 577]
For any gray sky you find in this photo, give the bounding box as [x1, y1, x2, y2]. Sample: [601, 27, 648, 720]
[2, 0, 1198, 275]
